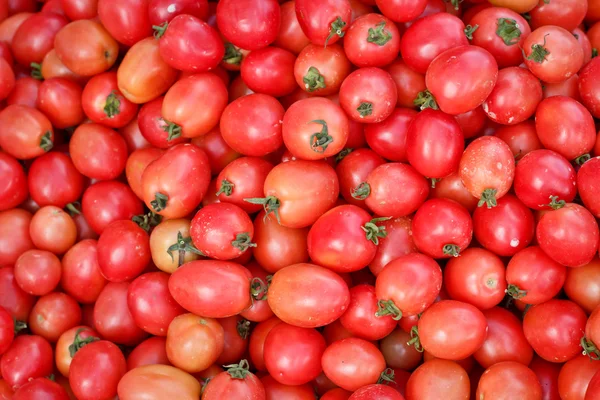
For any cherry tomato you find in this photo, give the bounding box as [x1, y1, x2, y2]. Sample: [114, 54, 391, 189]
[55, 326, 100, 377]
[275, 1, 311, 54]
[0, 335, 53, 389]
[578, 157, 600, 218]
[81, 72, 138, 129]
[28, 152, 84, 209]
[11, 12, 67, 67]
[28, 292, 82, 343]
[429, 171, 479, 212]
[97, 0, 152, 46]
[376, 0, 427, 23]
[529, 0, 587, 31]
[362, 109, 414, 162]
[12, 377, 69, 400]
[203, 360, 265, 400]
[216, 315, 251, 364]
[564, 257, 600, 314]
[0, 267, 35, 322]
[406, 359, 470, 400]
[148, 0, 209, 26]
[217, 0, 280, 51]
[379, 327, 422, 370]
[215, 157, 273, 212]
[583, 306, 600, 361]
[6, 76, 39, 108]
[126, 336, 170, 370]
[294, 43, 351, 96]
[339, 67, 397, 123]
[97, 220, 150, 282]
[558, 354, 600, 400]
[386, 59, 426, 109]
[125, 148, 165, 200]
[14, 249, 61, 296]
[118, 364, 201, 400]
[249, 317, 282, 371]
[36, 79, 83, 130]
[295, 0, 352, 46]
[0, 306, 13, 355]
[0, 152, 27, 211]
[0, 104, 53, 160]
[369, 216, 417, 276]
[343, 13, 399, 68]
[262, 374, 317, 400]
[240, 46, 297, 97]
[29, 206, 76, 255]
[476, 362, 542, 399]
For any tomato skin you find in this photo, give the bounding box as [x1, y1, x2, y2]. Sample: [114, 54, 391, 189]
[139, 97, 189, 149]
[578, 158, 600, 218]
[294, 43, 351, 96]
[343, 13, 399, 68]
[379, 327, 422, 370]
[125, 148, 165, 200]
[0, 306, 13, 355]
[70, 123, 127, 180]
[363, 108, 415, 163]
[524, 299, 587, 363]
[220, 94, 284, 157]
[55, 326, 99, 378]
[579, 57, 600, 118]
[369, 216, 416, 276]
[203, 364, 265, 400]
[339, 284, 395, 340]
[587, 371, 600, 400]
[349, 384, 402, 400]
[375, 253, 442, 317]
[339, 67, 397, 123]
[530, 0, 587, 32]
[249, 317, 282, 371]
[558, 354, 600, 400]
[585, 306, 600, 356]
[418, 300, 488, 360]
[537, 203, 600, 268]
[535, 96, 596, 161]
[81, 72, 138, 129]
[295, 0, 352, 46]
[28, 152, 83, 209]
[494, 121, 542, 162]
[117, 37, 178, 104]
[126, 336, 170, 370]
[0, 152, 26, 211]
[97, 220, 150, 282]
[275, 1, 310, 54]
[264, 323, 326, 385]
[14, 250, 61, 296]
[0, 267, 35, 323]
[429, 171, 479, 212]
[149, 0, 208, 25]
[28, 292, 82, 343]
[30, 206, 77, 255]
[216, 157, 273, 212]
[406, 359, 469, 400]
[12, 377, 69, 400]
[240, 46, 297, 97]
[6, 76, 39, 108]
[149, 219, 198, 274]
[336, 149, 385, 208]
[376, 0, 427, 22]
[0, 335, 54, 389]
[564, 258, 600, 314]
[386, 59, 425, 109]
[261, 374, 316, 400]
[97, 0, 152, 47]
[54, 20, 119, 77]
[69, 340, 127, 400]
[35, 77, 84, 129]
[11, 12, 67, 67]
[0, 104, 53, 160]
[477, 362, 542, 400]
[473, 194, 534, 256]
[217, 0, 279, 51]
[118, 364, 201, 400]
[528, 355, 561, 400]
[142, 143, 211, 219]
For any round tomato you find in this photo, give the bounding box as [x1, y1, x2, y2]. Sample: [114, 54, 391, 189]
[476, 362, 542, 400]
[126, 336, 170, 370]
[339, 67, 397, 123]
[125, 148, 165, 200]
[379, 327, 423, 370]
[81, 71, 138, 129]
[118, 364, 200, 400]
[137, 97, 188, 148]
[558, 354, 600, 400]
[12, 377, 69, 400]
[344, 13, 399, 68]
[97, 220, 150, 282]
[429, 171, 479, 212]
[0, 306, 13, 355]
[14, 250, 61, 296]
[406, 359, 470, 400]
[28, 152, 84, 209]
[494, 120, 542, 161]
[578, 157, 600, 218]
[0, 335, 53, 389]
[261, 374, 316, 400]
[369, 216, 417, 276]
[529, 0, 587, 31]
[11, 12, 67, 67]
[295, 0, 352, 46]
[149, 218, 199, 273]
[30, 206, 77, 255]
[55, 326, 99, 377]
[579, 57, 600, 118]
[203, 360, 265, 400]
[0, 267, 35, 322]
[386, 59, 426, 108]
[339, 284, 396, 340]
[564, 258, 600, 314]
[240, 46, 297, 97]
[275, 1, 310, 54]
[349, 384, 403, 400]
[97, 0, 152, 46]
[36, 77, 85, 129]
[249, 317, 282, 371]
[375, 0, 427, 23]
[61, 239, 106, 304]
[0, 209, 34, 267]
[215, 157, 274, 212]
[583, 306, 600, 361]
[294, 43, 351, 96]
[0, 152, 27, 211]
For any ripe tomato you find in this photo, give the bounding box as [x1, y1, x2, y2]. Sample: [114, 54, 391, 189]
[28, 152, 84, 210]
[268, 263, 350, 327]
[12, 377, 69, 400]
[55, 326, 99, 377]
[81, 71, 138, 129]
[264, 323, 326, 385]
[406, 359, 469, 400]
[39, 49, 86, 84]
[523, 26, 583, 83]
[564, 258, 600, 314]
[426, 45, 498, 115]
[275, 1, 311, 54]
[0, 335, 53, 389]
[261, 374, 316, 400]
[125, 148, 165, 200]
[579, 57, 600, 118]
[430, 171, 479, 212]
[529, 0, 587, 31]
[220, 94, 284, 157]
[216, 315, 251, 364]
[362, 109, 413, 162]
[240, 46, 296, 97]
[537, 203, 599, 268]
[343, 13, 399, 68]
[14, 250, 61, 296]
[459, 136, 515, 208]
[0, 209, 34, 267]
[476, 362, 542, 399]
[375, 253, 442, 318]
[376, 0, 427, 23]
[118, 364, 201, 400]
[215, 157, 273, 212]
[0, 267, 35, 322]
[148, 0, 208, 25]
[217, 0, 280, 51]
[126, 336, 170, 370]
[524, 299, 587, 363]
[578, 157, 600, 218]
[54, 20, 119, 77]
[69, 340, 127, 400]
[166, 313, 224, 373]
[338, 67, 397, 123]
[117, 37, 178, 104]
[386, 59, 426, 109]
[249, 317, 282, 371]
[141, 143, 211, 219]
[369, 216, 417, 276]
[340, 284, 396, 340]
[97, 0, 152, 46]
[558, 354, 600, 400]
[0, 104, 53, 160]
[583, 306, 600, 360]
[11, 12, 67, 67]
[379, 327, 422, 370]
[203, 360, 265, 400]
[494, 120, 542, 161]
[295, 0, 352, 46]
[36, 77, 84, 129]
[587, 371, 600, 400]
[28, 292, 82, 343]
[0, 152, 27, 211]
[97, 220, 150, 282]
[417, 300, 488, 360]
[349, 384, 403, 400]
[149, 218, 199, 273]
[29, 206, 76, 255]
[294, 43, 351, 96]
[137, 96, 188, 148]
[0, 306, 13, 355]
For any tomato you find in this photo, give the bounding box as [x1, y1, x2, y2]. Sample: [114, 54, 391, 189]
[240, 47, 296, 97]
[6, 76, 39, 108]
[0, 58, 14, 101]
[469, 7, 531, 68]
[55, 326, 99, 377]
[349, 384, 402, 400]
[142, 143, 211, 219]
[214, 157, 273, 212]
[117, 37, 178, 104]
[165, 313, 224, 373]
[339, 284, 396, 340]
[0, 335, 53, 389]
[385, 59, 425, 109]
[127, 336, 170, 370]
[543, 73, 581, 101]
[294, 43, 351, 96]
[0, 209, 34, 268]
[220, 94, 284, 157]
[149, 219, 197, 273]
[54, 20, 119, 77]
[148, 0, 209, 25]
[429, 171, 479, 212]
[494, 121, 542, 162]
[579, 57, 600, 118]
[12, 377, 69, 400]
[137, 97, 186, 148]
[169, 260, 254, 318]
[0, 267, 35, 324]
[14, 250, 61, 296]
[217, 0, 279, 51]
[249, 317, 282, 371]
[69, 340, 127, 400]
[203, 360, 265, 400]
[97, 0, 151, 46]
[376, 0, 427, 22]
[587, 371, 600, 400]
[97, 220, 150, 282]
[528, 355, 561, 400]
[11, 12, 67, 67]
[94, 282, 148, 346]
[0, 153, 26, 211]
[530, 0, 587, 31]
[214, 316, 249, 364]
[295, 0, 351, 46]
[275, 1, 310, 54]
[0, 306, 13, 355]
[264, 323, 326, 385]
[338, 67, 397, 123]
[362, 109, 414, 163]
[378, 328, 421, 371]
[29, 206, 76, 255]
[0, 104, 53, 160]
[118, 364, 200, 400]
[524, 299, 587, 363]
[70, 123, 128, 180]
[81, 72, 138, 129]
[583, 306, 600, 360]
[459, 136, 515, 208]
[191, 128, 241, 175]
[578, 157, 600, 218]
[375, 253, 442, 318]
[28, 292, 81, 343]
[557, 354, 600, 400]
[369, 216, 416, 276]
[125, 148, 165, 200]
[406, 359, 469, 400]
[477, 362, 542, 399]
[416, 300, 487, 360]
[261, 374, 316, 400]
[60, 0, 97, 20]
[523, 26, 583, 84]
[537, 203, 599, 268]
[564, 258, 600, 314]
[335, 149, 383, 209]
[28, 152, 84, 209]
[343, 13, 399, 68]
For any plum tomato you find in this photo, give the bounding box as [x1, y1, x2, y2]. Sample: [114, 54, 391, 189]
[0, 152, 27, 211]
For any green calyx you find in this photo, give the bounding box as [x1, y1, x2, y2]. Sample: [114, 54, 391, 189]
[593, 48, 598, 58]
[377, 368, 396, 384]
[68, 328, 100, 358]
[40, 131, 53, 152]
[150, 192, 169, 212]
[223, 42, 242, 66]
[351, 182, 371, 200]
[250, 277, 269, 301]
[407, 326, 423, 352]
[430, 178, 440, 188]
[166, 231, 205, 267]
[303, 66, 326, 92]
[362, 217, 391, 245]
[375, 299, 402, 321]
[575, 154, 591, 166]
[30, 63, 43, 80]
[505, 284, 527, 300]
[216, 179, 234, 197]
[545, 195, 566, 210]
[132, 211, 162, 232]
[103, 91, 121, 118]
[152, 22, 168, 39]
[231, 232, 256, 252]
[335, 148, 353, 162]
[309, 119, 333, 153]
[367, 21, 392, 46]
[65, 202, 82, 216]
[357, 102, 373, 118]
[244, 196, 281, 224]
[449, 0, 462, 11]
[414, 90, 439, 111]
[496, 18, 522, 46]
[224, 359, 251, 380]
[443, 244, 461, 257]
[464, 24, 478, 40]
[526, 34, 550, 63]
[478, 188, 498, 208]
[161, 120, 182, 141]
[13, 318, 27, 334]
[325, 16, 347, 47]
[237, 319, 251, 339]
[581, 337, 600, 361]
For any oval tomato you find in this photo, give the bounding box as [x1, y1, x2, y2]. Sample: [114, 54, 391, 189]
[203, 360, 265, 400]
[294, 43, 351, 96]
[97, 0, 152, 47]
[344, 13, 399, 68]
[217, 0, 280, 51]
[118, 364, 201, 400]
[36, 77, 85, 129]
[61, 240, 106, 304]
[0, 335, 53, 389]
[0, 104, 53, 160]
[375, 0, 427, 23]
[28, 152, 84, 209]
[149, 218, 199, 273]
[97, 220, 150, 282]
[339, 67, 397, 123]
[476, 362, 542, 400]
[406, 359, 470, 400]
[55, 326, 99, 378]
[340, 284, 396, 341]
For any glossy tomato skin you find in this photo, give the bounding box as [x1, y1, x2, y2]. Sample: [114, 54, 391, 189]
[578, 157, 600, 218]
[97, 0, 152, 46]
[6, 76, 39, 108]
[295, 0, 352, 46]
[261, 374, 316, 400]
[375, 253, 442, 317]
[0, 152, 27, 211]
[585, 306, 600, 357]
[169, 260, 252, 318]
[339, 67, 397, 123]
[524, 299, 587, 363]
[138, 97, 188, 149]
[558, 354, 600, 400]
[275, 1, 310, 54]
[537, 203, 600, 268]
[336, 149, 385, 208]
[476, 362, 542, 400]
[294, 43, 351, 96]
[97, 220, 150, 282]
[376, 0, 427, 23]
[240, 46, 296, 97]
[369, 216, 417, 276]
[405, 359, 469, 400]
[430, 171, 479, 212]
[142, 143, 211, 219]
[0, 267, 35, 321]
[0, 335, 53, 389]
[587, 371, 600, 400]
[69, 340, 127, 400]
[0, 104, 53, 160]
[349, 384, 402, 400]
[28, 292, 82, 342]
[579, 57, 600, 118]
[529, 0, 587, 31]
[249, 317, 282, 371]
[11, 12, 67, 67]
[386, 59, 426, 109]
[204, 364, 265, 400]
[418, 300, 488, 360]
[81, 72, 138, 129]
[125, 148, 165, 200]
[379, 327, 422, 370]
[217, 0, 279, 50]
[36, 78, 85, 129]
[494, 120, 542, 161]
[126, 336, 170, 370]
[426, 45, 498, 115]
[444, 248, 506, 310]
[0, 307, 13, 355]
[505, 246, 566, 305]
[513, 149, 577, 210]
[28, 152, 84, 209]
[0, 209, 35, 268]
[268, 263, 349, 327]
[12, 377, 69, 400]
[148, 0, 209, 25]
[522, 26, 583, 83]
[340, 284, 396, 341]
[363, 108, 415, 163]
[118, 364, 201, 400]
[55, 326, 100, 378]
[216, 157, 273, 212]
[149, 219, 199, 274]
[264, 322, 326, 385]
[473, 194, 534, 256]
[322, 338, 386, 391]
[343, 13, 399, 68]
[29, 206, 77, 255]
[564, 258, 600, 314]
[61, 240, 106, 304]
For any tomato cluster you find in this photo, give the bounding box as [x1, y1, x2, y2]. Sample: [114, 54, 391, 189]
[1, 0, 600, 399]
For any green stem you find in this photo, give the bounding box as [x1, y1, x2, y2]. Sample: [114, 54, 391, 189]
[216, 179, 234, 197]
[65, 202, 81, 216]
[575, 154, 590, 166]
[335, 148, 353, 162]
[303, 66, 326, 92]
[161, 120, 182, 141]
[407, 326, 423, 352]
[414, 90, 438, 111]
[103, 91, 121, 118]
[351, 182, 371, 200]
[496, 18, 522, 46]
[325, 16, 347, 47]
[309, 119, 333, 153]
[132, 212, 162, 232]
[581, 337, 600, 360]
[231, 232, 256, 252]
[505, 284, 527, 300]
[375, 299, 402, 321]
[150, 192, 169, 212]
[153, 22, 168, 39]
[39, 131, 53, 152]
[377, 368, 396, 384]
[166, 231, 205, 267]
[478, 188, 498, 208]
[525, 34, 550, 63]
[357, 102, 373, 118]
[443, 244, 461, 257]
[13, 318, 27, 334]
[68, 328, 100, 358]
[223, 42, 242, 65]
[545, 195, 566, 210]
[367, 22, 392, 46]
[236, 319, 251, 339]
[464, 24, 478, 40]
[30, 63, 43, 80]
[250, 277, 268, 301]
[244, 196, 281, 224]
[224, 359, 250, 379]
[362, 217, 391, 245]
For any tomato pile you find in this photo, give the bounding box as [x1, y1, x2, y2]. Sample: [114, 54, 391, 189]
[2, 0, 600, 399]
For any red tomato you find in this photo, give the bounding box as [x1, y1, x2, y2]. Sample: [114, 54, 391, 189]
[429, 171, 479, 212]
[340, 284, 396, 340]
[0, 306, 13, 355]
[215, 157, 274, 212]
[118, 364, 201, 400]
[295, 0, 352, 46]
[249, 317, 282, 371]
[349, 384, 403, 400]
[363, 109, 415, 162]
[376, 0, 427, 23]
[0, 335, 53, 389]
[97, 220, 150, 282]
[97, 0, 152, 46]
[543, 74, 581, 101]
[216, 315, 251, 364]
[262, 374, 316, 400]
[268, 263, 350, 327]
[537, 203, 599, 268]
[406, 359, 469, 400]
[6, 76, 39, 108]
[40, 49, 87, 85]
[14, 249, 61, 296]
[417, 300, 488, 360]
[579, 57, 600, 118]
[0, 209, 34, 268]
[0, 104, 53, 160]
[522, 26, 583, 83]
[494, 120, 542, 161]
[564, 257, 600, 314]
[69, 340, 127, 400]
[379, 327, 422, 370]
[125, 148, 165, 200]
[523, 299, 587, 363]
[0, 267, 35, 322]
[217, 0, 280, 51]
[343, 13, 399, 68]
[0, 152, 27, 211]
[60, 0, 98, 20]
[69, 123, 127, 180]
[375, 253, 442, 318]
[476, 362, 542, 399]
[339, 67, 397, 123]
[275, 1, 311, 54]
[55, 326, 100, 377]
[28, 292, 82, 343]
[578, 157, 600, 218]
[81, 72, 138, 129]
[148, 0, 208, 25]
[11, 12, 67, 67]
[583, 306, 600, 360]
[386, 59, 426, 109]
[558, 354, 600, 400]
[203, 360, 265, 400]
[294, 43, 351, 96]
[587, 371, 600, 400]
[141, 143, 211, 219]
[220, 94, 284, 157]
[35, 78, 84, 129]
[12, 377, 69, 400]
[0, 57, 14, 101]
[28, 152, 84, 209]
[240, 46, 297, 97]
[264, 323, 326, 385]
[369, 216, 417, 276]
[126, 336, 170, 370]
[30, 206, 77, 255]
[529, 0, 587, 32]
[426, 45, 498, 115]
